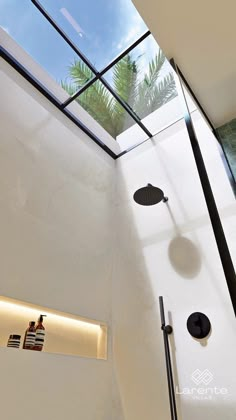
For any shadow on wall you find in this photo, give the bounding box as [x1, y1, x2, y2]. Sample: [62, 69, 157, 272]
[168, 236, 201, 279]
[166, 203, 202, 279]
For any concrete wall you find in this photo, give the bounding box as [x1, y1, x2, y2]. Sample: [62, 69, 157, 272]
[133, 0, 236, 127]
[0, 57, 115, 420]
[113, 110, 236, 420]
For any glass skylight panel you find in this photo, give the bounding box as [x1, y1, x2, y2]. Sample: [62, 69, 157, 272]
[35, 0, 148, 69]
[0, 0, 184, 155]
[103, 35, 181, 133]
[69, 79, 146, 139]
[0, 0, 95, 98]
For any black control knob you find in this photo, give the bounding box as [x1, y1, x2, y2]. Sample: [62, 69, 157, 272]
[187, 312, 211, 339]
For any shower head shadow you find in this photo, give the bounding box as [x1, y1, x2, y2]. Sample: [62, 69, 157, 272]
[133, 184, 168, 206]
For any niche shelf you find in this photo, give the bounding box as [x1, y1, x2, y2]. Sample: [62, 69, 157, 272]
[0, 296, 107, 360]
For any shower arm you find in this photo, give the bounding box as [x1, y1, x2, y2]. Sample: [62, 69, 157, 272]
[159, 296, 178, 420]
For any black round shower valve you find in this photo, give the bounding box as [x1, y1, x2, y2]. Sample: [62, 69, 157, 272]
[187, 312, 211, 339]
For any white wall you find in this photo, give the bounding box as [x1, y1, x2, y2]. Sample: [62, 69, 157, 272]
[113, 110, 236, 420]
[0, 28, 121, 155]
[0, 57, 115, 420]
[0, 348, 111, 420]
[133, 0, 236, 127]
[1, 28, 236, 420]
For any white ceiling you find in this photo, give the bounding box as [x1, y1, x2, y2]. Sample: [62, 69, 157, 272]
[133, 0, 236, 127]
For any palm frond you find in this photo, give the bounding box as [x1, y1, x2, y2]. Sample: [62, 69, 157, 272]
[61, 80, 78, 97]
[69, 59, 94, 89]
[133, 51, 167, 117]
[61, 51, 177, 139]
[111, 54, 139, 135]
[150, 73, 177, 110]
[134, 70, 177, 117]
[113, 55, 138, 108]
[77, 80, 117, 137]
[144, 49, 166, 88]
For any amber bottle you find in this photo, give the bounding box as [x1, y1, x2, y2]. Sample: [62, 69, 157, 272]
[23, 321, 36, 350]
[34, 315, 46, 351]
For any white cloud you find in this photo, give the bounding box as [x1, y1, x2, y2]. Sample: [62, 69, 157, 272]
[0, 25, 10, 34]
[60, 8, 85, 37]
[114, 0, 147, 52]
[114, 0, 172, 82]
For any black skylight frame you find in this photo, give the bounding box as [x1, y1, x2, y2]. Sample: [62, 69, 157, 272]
[0, 0, 182, 158]
[2, 0, 234, 172]
[31, 0, 154, 142]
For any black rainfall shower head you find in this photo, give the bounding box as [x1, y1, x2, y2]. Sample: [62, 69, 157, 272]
[133, 184, 168, 206]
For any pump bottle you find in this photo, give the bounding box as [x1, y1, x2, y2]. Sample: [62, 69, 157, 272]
[34, 315, 46, 351]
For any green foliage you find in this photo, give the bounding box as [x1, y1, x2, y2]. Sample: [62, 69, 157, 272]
[62, 51, 177, 138]
[69, 59, 93, 88]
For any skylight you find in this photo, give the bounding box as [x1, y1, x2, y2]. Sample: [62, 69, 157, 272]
[0, 0, 181, 157]
[38, 0, 148, 69]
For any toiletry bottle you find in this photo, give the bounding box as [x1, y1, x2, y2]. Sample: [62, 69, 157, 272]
[7, 334, 21, 349]
[34, 315, 46, 351]
[23, 322, 36, 350]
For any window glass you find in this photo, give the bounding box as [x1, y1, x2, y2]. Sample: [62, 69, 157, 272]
[68, 79, 147, 141]
[104, 35, 180, 133]
[37, 0, 147, 69]
[0, 0, 95, 96]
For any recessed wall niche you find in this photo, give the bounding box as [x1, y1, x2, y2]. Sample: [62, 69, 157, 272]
[0, 296, 107, 360]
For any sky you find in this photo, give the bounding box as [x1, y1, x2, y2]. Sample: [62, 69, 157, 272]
[0, 0, 155, 85]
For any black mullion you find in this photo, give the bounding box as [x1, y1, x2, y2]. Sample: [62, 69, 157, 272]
[32, 0, 152, 137]
[177, 64, 236, 194]
[98, 30, 151, 76]
[62, 75, 99, 108]
[176, 65, 215, 131]
[170, 58, 236, 315]
[0, 46, 117, 159]
[64, 73, 152, 137]
[31, 0, 98, 75]
[99, 76, 152, 137]
[63, 74, 153, 138]
[62, 30, 151, 109]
